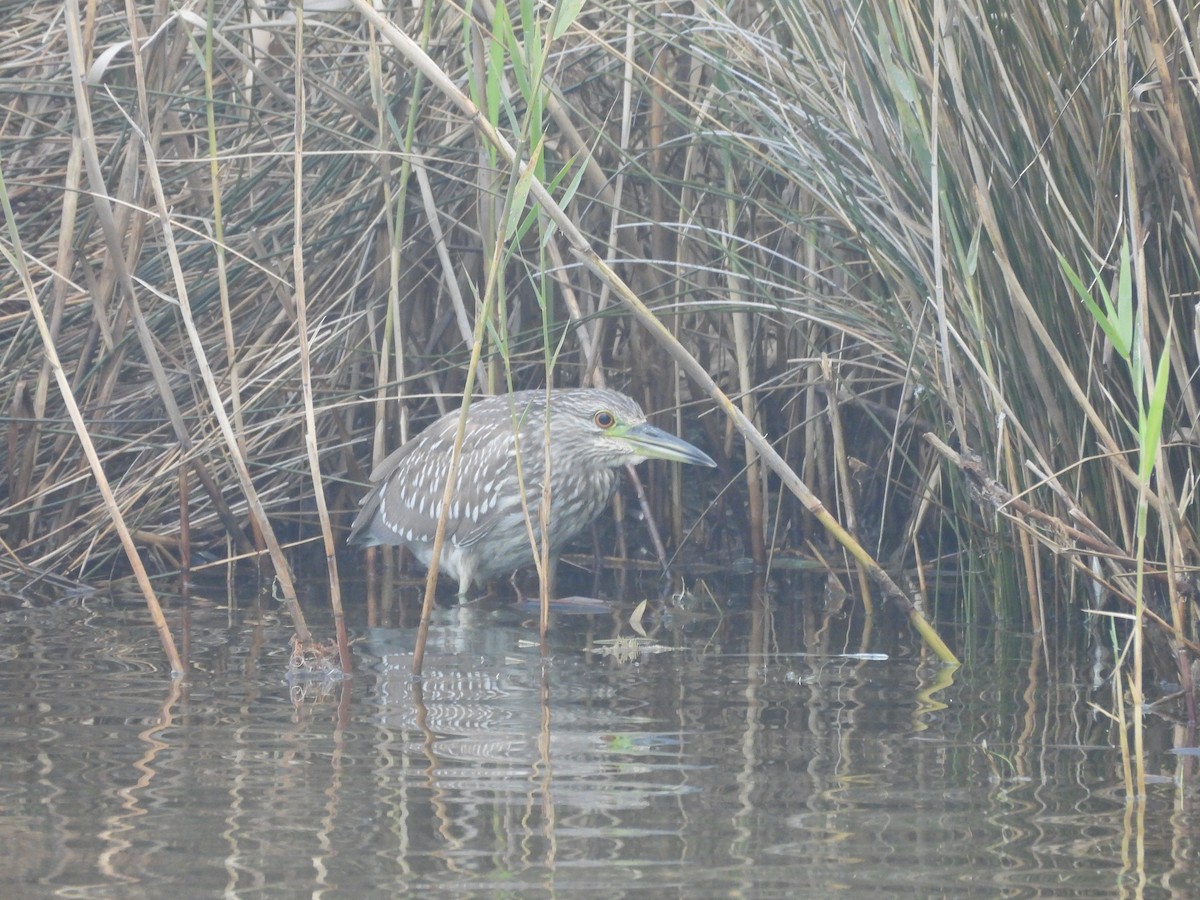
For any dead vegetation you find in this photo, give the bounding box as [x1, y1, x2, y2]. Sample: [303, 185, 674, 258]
[1, 1, 1198, 686]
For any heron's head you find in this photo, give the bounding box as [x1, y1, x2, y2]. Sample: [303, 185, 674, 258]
[547, 389, 717, 470]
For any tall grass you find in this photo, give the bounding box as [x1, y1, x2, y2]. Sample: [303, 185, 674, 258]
[0, 1, 1196, 682]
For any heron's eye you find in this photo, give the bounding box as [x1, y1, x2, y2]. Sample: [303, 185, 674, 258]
[594, 410, 616, 429]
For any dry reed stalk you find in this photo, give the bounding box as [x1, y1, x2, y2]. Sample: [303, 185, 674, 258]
[410, 263, 493, 676]
[1, 165, 182, 672]
[1, 4, 337, 583]
[821, 356, 873, 614]
[724, 181, 766, 572]
[121, 27, 314, 649]
[293, 8, 349, 674]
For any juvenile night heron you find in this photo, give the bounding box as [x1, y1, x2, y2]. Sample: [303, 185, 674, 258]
[348, 388, 716, 595]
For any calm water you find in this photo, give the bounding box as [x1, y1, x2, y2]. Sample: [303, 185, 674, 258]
[1, 572, 1196, 898]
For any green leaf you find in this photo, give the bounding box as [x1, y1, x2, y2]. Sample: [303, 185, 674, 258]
[551, 0, 585, 42]
[486, 4, 509, 125]
[504, 136, 543, 241]
[965, 220, 981, 278]
[500, 3, 531, 100]
[518, 0, 542, 75]
[555, 152, 586, 209]
[1057, 251, 1130, 359]
[1138, 338, 1171, 483]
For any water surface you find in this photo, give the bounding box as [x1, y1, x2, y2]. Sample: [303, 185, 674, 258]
[0, 575, 1195, 897]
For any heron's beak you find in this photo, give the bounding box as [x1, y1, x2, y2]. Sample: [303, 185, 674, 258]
[621, 422, 717, 467]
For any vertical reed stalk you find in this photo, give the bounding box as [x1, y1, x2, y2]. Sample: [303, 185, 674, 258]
[292, 7, 351, 673]
[724, 175, 766, 572]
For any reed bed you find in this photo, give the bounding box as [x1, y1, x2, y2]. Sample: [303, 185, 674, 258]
[1, 2, 1198, 688]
